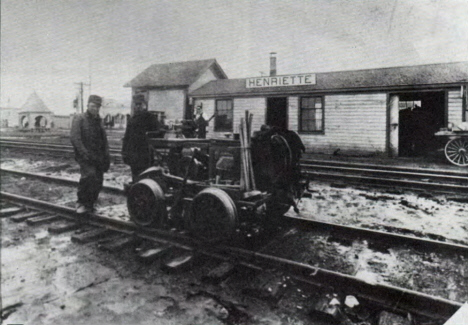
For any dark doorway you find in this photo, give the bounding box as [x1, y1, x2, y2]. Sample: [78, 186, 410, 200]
[398, 91, 445, 157]
[267, 97, 287, 129]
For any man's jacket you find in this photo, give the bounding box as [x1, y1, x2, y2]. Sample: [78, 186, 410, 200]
[122, 111, 161, 166]
[70, 111, 110, 171]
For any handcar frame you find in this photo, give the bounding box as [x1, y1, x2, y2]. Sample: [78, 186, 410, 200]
[126, 138, 288, 241]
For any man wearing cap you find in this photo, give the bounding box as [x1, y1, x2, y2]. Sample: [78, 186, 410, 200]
[122, 94, 163, 182]
[71, 95, 110, 214]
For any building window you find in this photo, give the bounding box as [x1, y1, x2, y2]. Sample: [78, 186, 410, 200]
[215, 99, 233, 132]
[300, 96, 324, 132]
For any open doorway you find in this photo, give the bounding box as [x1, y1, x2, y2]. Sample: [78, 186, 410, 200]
[266, 97, 287, 130]
[398, 91, 445, 156]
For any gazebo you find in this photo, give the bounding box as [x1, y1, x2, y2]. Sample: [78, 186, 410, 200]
[19, 92, 53, 131]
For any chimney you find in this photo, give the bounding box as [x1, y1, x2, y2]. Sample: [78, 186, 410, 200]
[269, 52, 277, 76]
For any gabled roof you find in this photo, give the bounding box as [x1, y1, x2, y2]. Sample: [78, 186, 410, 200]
[124, 59, 228, 88]
[190, 61, 468, 97]
[20, 92, 52, 113]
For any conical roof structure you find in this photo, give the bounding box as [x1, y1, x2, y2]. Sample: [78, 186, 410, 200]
[20, 92, 51, 113]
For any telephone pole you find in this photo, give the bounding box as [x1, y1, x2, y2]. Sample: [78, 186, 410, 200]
[74, 82, 90, 114]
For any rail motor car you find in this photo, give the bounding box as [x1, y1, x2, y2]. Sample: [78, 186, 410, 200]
[126, 126, 306, 241]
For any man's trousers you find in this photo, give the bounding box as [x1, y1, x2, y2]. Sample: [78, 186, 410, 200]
[78, 161, 104, 208]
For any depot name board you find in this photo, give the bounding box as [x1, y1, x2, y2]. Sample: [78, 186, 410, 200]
[246, 74, 316, 88]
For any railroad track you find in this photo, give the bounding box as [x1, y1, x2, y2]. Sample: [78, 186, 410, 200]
[0, 191, 463, 324]
[0, 139, 123, 163]
[301, 158, 468, 194]
[3, 139, 468, 193]
[2, 167, 467, 254]
[2, 168, 468, 322]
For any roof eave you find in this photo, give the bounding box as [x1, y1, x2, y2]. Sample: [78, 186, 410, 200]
[190, 82, 465, 98]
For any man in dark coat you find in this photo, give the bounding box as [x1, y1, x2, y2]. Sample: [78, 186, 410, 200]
[122, 94, 162, 181]
[70, 95, 110, 214]
[196, 113, 209, 139]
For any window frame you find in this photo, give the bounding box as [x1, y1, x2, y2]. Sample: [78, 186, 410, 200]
[214, 98, 234, 132]
[299, 96, 325, 134]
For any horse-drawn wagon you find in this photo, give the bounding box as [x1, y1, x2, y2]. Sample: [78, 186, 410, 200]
[435, 125, 468, 167]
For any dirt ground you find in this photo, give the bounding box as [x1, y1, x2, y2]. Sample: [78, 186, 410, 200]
[2, 215, 318, 325]
[0, 155, 315, 325]
[1, 151, 468, 324]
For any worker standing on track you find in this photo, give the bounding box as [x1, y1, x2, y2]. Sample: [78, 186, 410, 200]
[122, 93, 162, 182]
[70, 95, 110, 214]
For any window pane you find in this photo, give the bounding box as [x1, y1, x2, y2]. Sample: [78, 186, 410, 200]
[300, 96, 323, 132]
[316, 109, 322, 120]
[215, 100, 233, 132]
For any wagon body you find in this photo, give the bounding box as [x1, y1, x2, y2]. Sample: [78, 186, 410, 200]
[434, 130, 468, 166]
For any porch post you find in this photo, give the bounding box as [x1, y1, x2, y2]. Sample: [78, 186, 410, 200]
[388, 94, 399, 157]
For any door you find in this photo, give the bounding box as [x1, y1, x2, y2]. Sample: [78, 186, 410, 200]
[266, 97, 288, 130]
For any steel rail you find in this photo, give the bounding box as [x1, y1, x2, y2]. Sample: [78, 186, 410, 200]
[303, 169, 468, 193]
[301, 158, 468, 177]
[1, 142, 122, 162]
[3, 167, 468, 255]
[0, 191, 463, 322]
[0, 168, 124, 195]
[286, 214, 468, 255]
[4, 139, 468, 176]
[302, 163, 468, 183]
[0, 139, 121, 154]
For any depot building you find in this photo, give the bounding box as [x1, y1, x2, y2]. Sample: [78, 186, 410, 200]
[126, 56, 468, 157]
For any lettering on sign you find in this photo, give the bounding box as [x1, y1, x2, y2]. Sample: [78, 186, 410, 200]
[246, 74, 316, 88]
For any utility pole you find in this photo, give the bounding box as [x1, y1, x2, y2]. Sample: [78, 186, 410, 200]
[74, 82, 90, 114]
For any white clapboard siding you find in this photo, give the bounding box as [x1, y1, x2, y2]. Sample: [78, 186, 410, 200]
[293, 93, 387, 154]
[232, 98, 265, 135]
[288, 96, 299, 130]
[149, 89, 185, 122]
[197, 98, 266, 139]
[448, 90, 463, 127]
[194, 97, 266, 138]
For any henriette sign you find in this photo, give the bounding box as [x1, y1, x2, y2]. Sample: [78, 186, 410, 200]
[246, 74, 316, 88]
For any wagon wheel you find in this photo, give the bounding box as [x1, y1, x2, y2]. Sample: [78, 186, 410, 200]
[188, 188, 238, 241]
[445, 138, 468, 167]
[127, 179, 167, 227]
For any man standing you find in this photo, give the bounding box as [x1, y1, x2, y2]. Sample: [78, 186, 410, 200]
[71, 95, 110, 214]
[195, 113, 209, 139]
[122, 94, 162, 182]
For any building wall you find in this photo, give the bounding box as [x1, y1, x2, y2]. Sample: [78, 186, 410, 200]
[0, 108, 19, 127]
[293, 93, 388, 154]
[196, 92, 387, 154]
[193, 88, 467, 155]
[448, 89, 463, 127]
[53, 115, 72, 129]
[232, 98, 266, 135]
[148, 89, 186, 122]
[194, 97, 266, 139]
[19, 112, 53, 129]
[188, 68, 217, 93]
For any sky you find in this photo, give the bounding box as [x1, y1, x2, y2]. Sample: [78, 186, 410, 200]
[1, 0, 468, 115]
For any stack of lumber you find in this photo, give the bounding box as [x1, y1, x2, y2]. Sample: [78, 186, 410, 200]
[239, 110, 257, 195]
